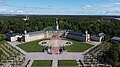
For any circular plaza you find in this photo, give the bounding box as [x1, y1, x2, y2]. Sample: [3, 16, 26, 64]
[39, 40, 73, 47]
[38, 35, 73, 54]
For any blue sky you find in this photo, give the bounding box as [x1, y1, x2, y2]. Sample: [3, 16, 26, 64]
[0, 0, 120, 15]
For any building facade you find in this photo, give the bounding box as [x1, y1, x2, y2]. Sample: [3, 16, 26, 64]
[66, 31, 90, 42]
[111, 37, 120, 42]
[7, 30, 105, 42]
[23, 30, 67, 42]
[6, 18, 105, 42]
[6, 31, 22, 42]
[90, 33, 105, 42]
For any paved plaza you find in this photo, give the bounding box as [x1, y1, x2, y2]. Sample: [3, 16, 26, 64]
[39, 40, 73, 47]
[27, 52, 84, 67]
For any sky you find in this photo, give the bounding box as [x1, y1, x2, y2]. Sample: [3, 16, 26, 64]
[0, 0, 120, 15]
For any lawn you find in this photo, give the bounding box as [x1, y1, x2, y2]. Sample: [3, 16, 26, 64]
[65, 39, 93, 52]
[17, 38, 93, 52]
[32, 60, 52, 66]
[58, 60, 77, 66]
[17, 39, 47, 52]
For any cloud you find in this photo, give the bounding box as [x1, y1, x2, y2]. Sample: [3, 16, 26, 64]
[17, 10, 23, 13]
[0, 0, 6, 5]
[100, 2, 120, 7]
[102, 8, 120, 14]
[1, 0, 120, 15]
[100, 4, 111, 7]
[0, 8, 7, 12]
[10, 10, 14, 13]
[83, 5, 92, 9]
[0, 1, 16, 7]
[0, 7, 77, 15]
[112, 2, 120, 5]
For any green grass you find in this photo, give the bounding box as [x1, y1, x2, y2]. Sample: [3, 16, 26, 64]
[32, 60, 52, 66]
[58, 60, 77, 66]
[17, 38, 93, 52]
[65, 39, 93, 52]
[17, 39, 47, 52]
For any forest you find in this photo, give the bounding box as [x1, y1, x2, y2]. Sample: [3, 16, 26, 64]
[0, 15, 120, 38]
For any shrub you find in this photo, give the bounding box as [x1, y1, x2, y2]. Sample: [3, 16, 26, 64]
[0, 34, 6, 41]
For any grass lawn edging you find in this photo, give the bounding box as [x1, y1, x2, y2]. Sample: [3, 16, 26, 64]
[58, 60, 77, 66]
[32, 60, 52, 66]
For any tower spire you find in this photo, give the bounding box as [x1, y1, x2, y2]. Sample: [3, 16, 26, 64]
[85, 30, 88, 34]
[56, 18, 59, 30]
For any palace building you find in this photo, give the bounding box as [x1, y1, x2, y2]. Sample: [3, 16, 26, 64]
[111, 37, 120, 42]
[6, 18, 105, 42]
[23, 30, 67, 42]
[66, 31, 90, 42]
[6, 30, 68, 42]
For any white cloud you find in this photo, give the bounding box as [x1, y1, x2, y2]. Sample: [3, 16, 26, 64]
[112, 2, 120, 5]
[83, 5, 92, 9]
[1, 1, 120, 15]
[0, 8, 7, 11]
[17, 10, 23, 13]
[100, 2, 120, 7]
[10, 10, 14, 13]
[102, 8, 120, 14]
[100, 4, 111, 7]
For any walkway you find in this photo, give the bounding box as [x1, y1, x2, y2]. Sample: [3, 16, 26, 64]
[7, 41, 27, 54]
[26, 52, 84, 67]
[84, 41, 101, 54]
[26, 52, 84, 60]
[52, 59, 58, 67]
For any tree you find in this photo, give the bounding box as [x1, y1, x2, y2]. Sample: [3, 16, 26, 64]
[0, 34, 6, 41]
[98, 42, 120, 66]
[0, 20, 4, 33]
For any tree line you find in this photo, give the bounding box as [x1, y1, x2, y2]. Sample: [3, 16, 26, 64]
[0, 15, 120, 40]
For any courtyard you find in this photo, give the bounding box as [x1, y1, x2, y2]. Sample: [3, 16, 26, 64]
[6, 36, 101, 67]
[17, 39, 93, 52]
[6, 38, 101, 67]
[15, 37, 93, 67]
